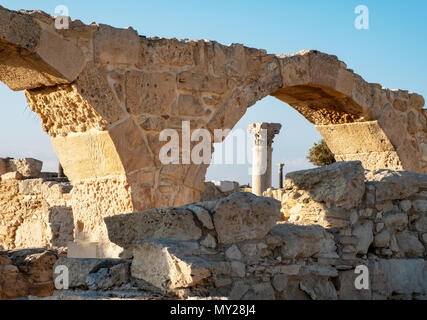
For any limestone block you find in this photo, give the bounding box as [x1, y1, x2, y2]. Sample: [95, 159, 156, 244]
[309, 51, 340, 89]
[184, 204, 214, 230]
[105, 207, 202, 252]
[352, 221, 374, 255]
[0, 7, 85, 90]
[231, 261, 246, 278]
[14, 220, 43, 248]
[0, 264, 29, 300]
[85, 262, 130, 290]
[413, 200, 427, 213]
[94, 24, 140, 66]
[225, 245, 242, 261]
[395, 231, 425, 258]
[335, 151, 403, 172]
[74, 63, 126, 124]
[173, 94, 206, 117]
[374, 230, 391, 248]
[316, 121, 395, 155]
[139, 38, 196, 67]
[18, 178, 43, 195]
[52, 131, 125, 182]
[1, 171, 23, 181]
[8, 158, 42, 177]
[276, 52, 310, 87]
[0, 7, 40, 50]
[41, 181, 73, 202]
[383, 213, 409, 229]
[125, 71, 176, 116]
[131, 239, 212, 293]
[370, 170, 427, 202]
[25, 85, 109, 137]
[270, 224, 336, 259]
[177, 71, 227, 94]
[36, 29, 86, 83]
[108, 117, 154, 173]
[1, 249, 62, 299]
[284, 161, 365, 209]
[213, 192, 281, 244]
[53, 258, 126, 288]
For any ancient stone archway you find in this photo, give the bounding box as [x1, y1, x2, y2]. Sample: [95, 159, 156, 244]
[0, 7, 425, 256]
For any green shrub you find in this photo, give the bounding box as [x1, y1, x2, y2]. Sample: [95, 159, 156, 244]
[307, 139, 336, 166]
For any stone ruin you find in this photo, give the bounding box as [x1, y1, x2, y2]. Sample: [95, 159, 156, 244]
[0, 157, 73, 251]
[0, 6, 426, 300]
[25, 162, 427, 300]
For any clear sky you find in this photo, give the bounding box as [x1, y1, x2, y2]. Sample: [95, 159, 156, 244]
[1, 0, 426, 186]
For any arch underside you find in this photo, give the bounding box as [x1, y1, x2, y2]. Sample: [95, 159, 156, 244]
[0, 6, 425, 256]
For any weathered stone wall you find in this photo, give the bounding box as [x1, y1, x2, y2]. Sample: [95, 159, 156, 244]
[0, 248, 66, 300]
[0, 158, 73, 250]
[46, 163, 426, 300]
[0, 6, 425, 253]
[265, 162, 427, 261]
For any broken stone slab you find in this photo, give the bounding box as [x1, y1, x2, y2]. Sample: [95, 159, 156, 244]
[368, 169, 427, 202]
[270, 223, 336, 259]
[1, 171, 23, 181]
[8, 158, 43, 177]
[183, 204, 214, 230]
[104, 207, 202, 257]
[53, 258, 128, 288]
[86, 262, 130, 290]
[131, 238, 212, 294]
[284, 161, 365, 209]
[213, 192, 281, 244]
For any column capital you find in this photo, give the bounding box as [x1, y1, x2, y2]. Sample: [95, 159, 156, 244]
[248, 122, 282, 146]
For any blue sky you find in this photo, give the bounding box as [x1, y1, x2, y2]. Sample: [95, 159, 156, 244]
[1, 0, 426, 186]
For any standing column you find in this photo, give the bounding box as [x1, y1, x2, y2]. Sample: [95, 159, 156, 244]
[248, 123, 282, 196]
[278, 163, 284, 189]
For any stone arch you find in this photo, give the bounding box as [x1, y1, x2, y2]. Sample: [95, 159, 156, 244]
[0, 6, 425, 256]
